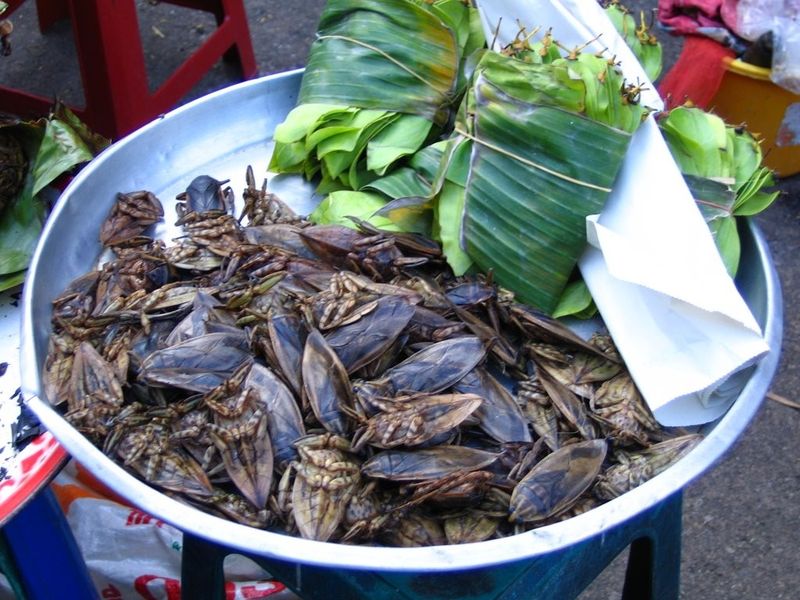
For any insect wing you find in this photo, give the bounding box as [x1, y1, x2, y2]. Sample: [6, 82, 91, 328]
[510, 439, 607, 522]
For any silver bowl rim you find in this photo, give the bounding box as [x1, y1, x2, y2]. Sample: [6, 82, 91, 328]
[19, 69, 784, 572]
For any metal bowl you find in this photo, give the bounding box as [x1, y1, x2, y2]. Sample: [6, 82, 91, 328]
[19, 70, 783, 571]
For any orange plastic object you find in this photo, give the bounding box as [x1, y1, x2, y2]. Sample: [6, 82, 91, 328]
[0, 0, 257, 139]
[709, 58, 800, 177]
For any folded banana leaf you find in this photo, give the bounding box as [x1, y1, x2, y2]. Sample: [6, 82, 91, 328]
[310, 140, 446, 234]
[0, 106, 108, 292]
[364, 141, 445, 200]
[309, 40, 651, 312]
[659, 106, 779, 275]
[437, 47, 648, 313]
[682, 174, 740, 275]
[269, 0, 484, 191]
[458, 73, 633, 312]
[301, 0, 469, 121]
[309, 189, 402, 231]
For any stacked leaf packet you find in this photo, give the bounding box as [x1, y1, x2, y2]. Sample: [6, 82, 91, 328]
[659, 106, 779, 277]
[269, 0, 484, 193]
[269, 0, 658, 315]
[451, 37, 652, 314]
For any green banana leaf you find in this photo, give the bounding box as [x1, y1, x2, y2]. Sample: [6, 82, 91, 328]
[684, 174, 736, 222]
[0, 108, 108, 291]
[552, 279, 596, 319]
[461, 76, 632, 313]
[415, 51, 584, 277]
[0, 270, 26, 291]
[363, 141, 445, 199]
[659, 106, 732, 178]
[708, 216, 741, 277]
[343, 47, 646, 303]
[432, 137, 472, 275]
[604, 0, 663, 82]
[362, 168, 432, 200]
[660, 106, 779, 276]
[301, 0, 464, 123]
[0, 174, 43, 278]
[734, 182, 779, 216]
[366, 114, 434, 175]
[728, 127, 779, 217]
[472, 51, 586, 115]
[310, 189, 402, 231]
[296, 20, 649, 313]
[682, 169, 777, 276]
[682, 174, 739, 275]
[728, 124, 762, 187]
[554, 52, 649, 133]
[32, 115, 96, 196]
[484, 29, 651, 132]
[352, 141, 447, 229]
[270, 0, 483, 188]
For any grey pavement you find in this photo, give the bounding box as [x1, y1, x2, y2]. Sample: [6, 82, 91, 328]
[1, 1, 798, 599]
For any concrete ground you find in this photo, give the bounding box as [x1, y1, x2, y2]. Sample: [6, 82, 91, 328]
[1, 1, 798, 599]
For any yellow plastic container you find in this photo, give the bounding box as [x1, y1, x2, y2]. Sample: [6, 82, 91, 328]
[710, 58, 800, 177]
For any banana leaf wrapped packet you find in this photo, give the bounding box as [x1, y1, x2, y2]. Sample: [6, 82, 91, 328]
[446, 45, 651, 313]
[0, 106, 108, 291]
[269, 0, 484, 192]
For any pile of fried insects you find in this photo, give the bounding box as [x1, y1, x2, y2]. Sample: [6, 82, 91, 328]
[44, 169, 701, 546]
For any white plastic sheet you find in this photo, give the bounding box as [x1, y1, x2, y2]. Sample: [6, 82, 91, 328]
[475, 0, 769, 425]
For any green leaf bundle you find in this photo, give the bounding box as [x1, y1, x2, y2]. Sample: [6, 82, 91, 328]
[454, 50, 642, 313]
[659, 106, 779, 276]
[269, 0, 483, 191]
[0, 106, 109, 291]
[273, 9, 654, 315]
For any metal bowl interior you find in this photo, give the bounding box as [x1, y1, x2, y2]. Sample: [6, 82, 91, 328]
[19, 70, 783, 571]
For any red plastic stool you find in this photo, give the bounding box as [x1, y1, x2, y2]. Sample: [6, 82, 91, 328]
[0, 0, 257, 138]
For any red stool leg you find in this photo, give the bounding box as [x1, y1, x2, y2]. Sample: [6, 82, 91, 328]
[219, 0, 257, 74]
[0, 0, 84, 121]
[34, 0, 71, 33]
[148, 0, 257, 114]
[67, 0, 151, 138]
[7, 0, 259, 138]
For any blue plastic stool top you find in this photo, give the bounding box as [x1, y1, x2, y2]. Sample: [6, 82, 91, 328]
[0, 486, 98, 600]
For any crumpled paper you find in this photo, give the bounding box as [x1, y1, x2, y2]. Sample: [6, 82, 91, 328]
[476, 0, 770, 425]
[581, 117, 769, 425]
